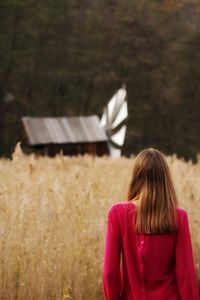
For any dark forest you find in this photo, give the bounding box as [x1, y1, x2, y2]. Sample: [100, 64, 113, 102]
[0, 0, 200, 159]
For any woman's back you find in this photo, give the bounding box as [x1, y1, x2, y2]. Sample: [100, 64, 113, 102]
[103, 201, 199, 300]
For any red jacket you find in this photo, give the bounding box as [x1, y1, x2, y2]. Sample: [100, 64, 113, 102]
[103, 202, 199, 300]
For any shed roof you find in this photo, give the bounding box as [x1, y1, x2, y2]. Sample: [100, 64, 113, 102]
[22, 115, 108, 145]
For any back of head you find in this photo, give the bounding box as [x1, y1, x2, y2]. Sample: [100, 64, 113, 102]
[128, 148, 178, 234]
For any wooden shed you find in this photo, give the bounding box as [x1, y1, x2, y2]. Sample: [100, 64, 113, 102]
[21, 115, 109, 156]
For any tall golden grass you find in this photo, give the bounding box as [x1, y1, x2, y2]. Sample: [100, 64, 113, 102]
[0, 144, 199, 299]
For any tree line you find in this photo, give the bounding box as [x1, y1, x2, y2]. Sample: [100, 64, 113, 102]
[0, 0, 200, 159]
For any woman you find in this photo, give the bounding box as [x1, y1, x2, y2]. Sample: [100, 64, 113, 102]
[103, 148, 199, 300]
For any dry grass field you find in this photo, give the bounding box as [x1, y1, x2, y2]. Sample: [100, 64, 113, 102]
[0, 144, 199, 299]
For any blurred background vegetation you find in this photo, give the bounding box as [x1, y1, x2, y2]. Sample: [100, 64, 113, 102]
[0, 0, 200, 159]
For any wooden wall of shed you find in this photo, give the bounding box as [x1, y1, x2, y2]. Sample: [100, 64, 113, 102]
[21, 142, 109, 157]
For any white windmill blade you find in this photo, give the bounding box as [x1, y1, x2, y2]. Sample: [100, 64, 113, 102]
[107, 88, 126, 125]
[101, 86, 127, 127]
[107, 95, 117, 123]
[109, 125, 127, 158]
[111, 101, 128, 130]
[101, 85, 128, 157]
[110, 125, 126, 147]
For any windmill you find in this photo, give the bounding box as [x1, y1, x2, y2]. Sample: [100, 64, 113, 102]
[100, 85, 128, 157]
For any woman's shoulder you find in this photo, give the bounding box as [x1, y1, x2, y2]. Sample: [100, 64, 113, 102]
[108, 201, 134, 217]
[107, 202, 134, 225]
[176, 206, 188, 217]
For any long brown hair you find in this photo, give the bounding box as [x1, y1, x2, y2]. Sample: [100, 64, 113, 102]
[128, 148, 178, 234]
